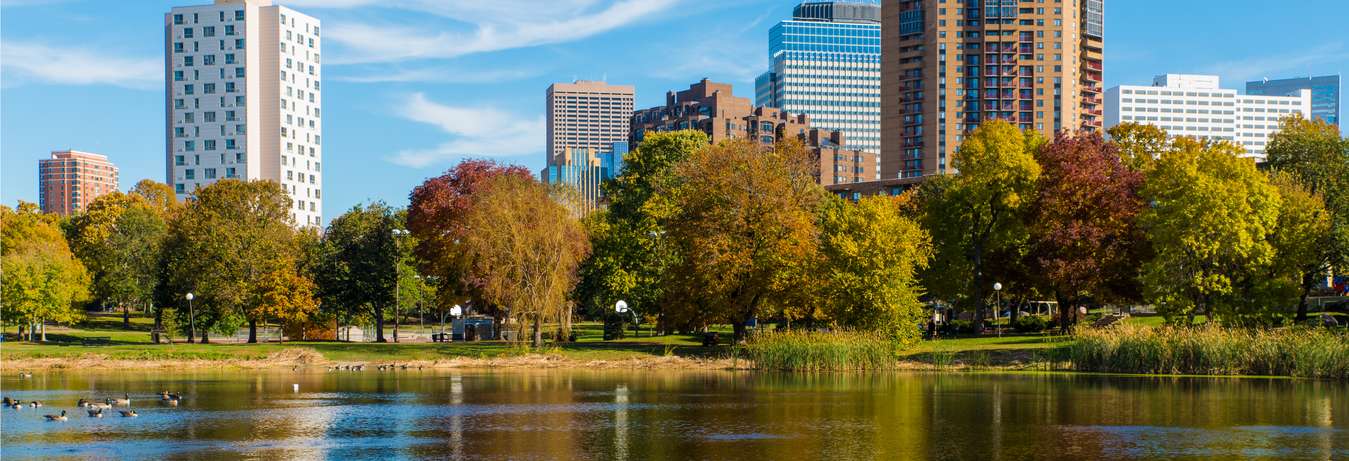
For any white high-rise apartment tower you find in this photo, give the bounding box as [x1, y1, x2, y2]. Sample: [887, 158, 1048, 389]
[166, 0, 323, 227]
[1106, 74, 1310, 161]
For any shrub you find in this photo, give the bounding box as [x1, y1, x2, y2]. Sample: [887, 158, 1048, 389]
[1013, 315, 1048, 333]
[1070, 324, 1349, 378]
[941, 320, 976, 336]
[741, 330, 896, 371]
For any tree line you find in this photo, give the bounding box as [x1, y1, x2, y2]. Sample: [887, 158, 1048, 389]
[3, 115, 1344, 344]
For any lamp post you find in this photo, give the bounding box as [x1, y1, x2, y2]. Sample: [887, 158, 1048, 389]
[391, 229, 409, 343]
[185, 292, 195, 344]
[993, 283, 1003, 337]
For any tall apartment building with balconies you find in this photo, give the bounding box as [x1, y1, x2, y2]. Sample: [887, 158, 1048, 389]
[1106, 74, 1311, 161]
[881, 0, 1104, 179]
[165, 0, 323, 227]
[546, 81, 635, 161]
[38, 150, 120, 216]
[756, 1, 882, 156]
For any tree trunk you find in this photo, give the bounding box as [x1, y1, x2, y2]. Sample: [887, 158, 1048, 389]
[153, 304, 163, 332]
[200, 330, 209, 344]
[39, 320, 46, 342]
[1056, 294, 1073, 334]
[18, 324, 26, 342]
[394, 305, 401, 343]
[1295, 271, 1314, 323]
[531, 314, 542, 348]
[375, 304, 387, 342]
[247, 318, 258, 343]
[123, 304, 131, 329]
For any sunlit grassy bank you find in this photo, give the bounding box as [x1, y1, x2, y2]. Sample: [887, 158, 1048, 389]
[1071, 324, 1349, 378]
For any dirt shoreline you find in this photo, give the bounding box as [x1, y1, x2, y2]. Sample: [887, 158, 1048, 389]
[1, 348, 1051, 372]
[1, 349, 744, 371]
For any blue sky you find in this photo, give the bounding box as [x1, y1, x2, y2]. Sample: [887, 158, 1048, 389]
[2, 0, 1346, 224]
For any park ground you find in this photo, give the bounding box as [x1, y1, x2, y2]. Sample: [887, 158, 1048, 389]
[1, 313, 1086, 371]
[4, 311, 1343, 372]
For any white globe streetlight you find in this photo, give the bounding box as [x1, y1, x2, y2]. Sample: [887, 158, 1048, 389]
[185, 292, 195, 344]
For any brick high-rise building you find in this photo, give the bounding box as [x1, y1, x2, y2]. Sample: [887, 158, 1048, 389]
[38, 150, 120, 216]
[546, 80, 635, 161]
[881, 0, 1104, 179]
[632, 79, 877, 186]
[166, 0, 324, 227]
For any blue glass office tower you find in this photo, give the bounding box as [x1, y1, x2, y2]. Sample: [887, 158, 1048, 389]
[755, 1, 881, 155]
[1247, 75, 1340, 126]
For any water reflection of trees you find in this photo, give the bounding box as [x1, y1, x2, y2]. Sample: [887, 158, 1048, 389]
[4, 370, 1344, 459]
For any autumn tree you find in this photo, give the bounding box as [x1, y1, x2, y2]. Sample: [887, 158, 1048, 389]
[161, 180, 296, 343]
[1263, 115, 1349, 321]
[459, 174, 590, 346]
[918, 120, 1043, 330]
[316, 202, 402, 342]
[407, 160, 532, 323]
[1, 203, 91, 341]
[1107, 122, 1170, 172]
[575, 130, 705, 330]
[1028, 133, 1145, 332]
[658, 138, 823, 341]
[1264, 173, 1334, 323]
[67, 192, 168, 329]
[815, 195, 932, 344]
[253, 265, 319, 342]
[1140, 138, 1281, 325]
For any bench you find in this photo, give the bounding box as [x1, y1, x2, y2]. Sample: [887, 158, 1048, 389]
[81, 336, 112, 345]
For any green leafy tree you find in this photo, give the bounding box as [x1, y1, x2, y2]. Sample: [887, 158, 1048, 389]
[1265, 173, 1334, 322]
[1107, 122, 1170, 172]
[1263, 115, 1349, 321]
[316, 202, 402, 342]
[459, 174, 590, 346]
[816, 195, 932, 344]
[658, 138, 824, 341]
[575, 130, 705, 331]
[918, 120, 1043, 330]
[1141, 138, 1281, 325]
[67, 193, 168, 329]
[162, 180, 296, 343]
[1, 203, 91, 341]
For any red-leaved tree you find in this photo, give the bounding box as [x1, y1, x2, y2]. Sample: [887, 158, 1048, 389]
[1029, 134, 1146, 332]
[407, 160, 531, 320]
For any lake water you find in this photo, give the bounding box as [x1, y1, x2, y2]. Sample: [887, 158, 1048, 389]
[1, 370, 1345, 460]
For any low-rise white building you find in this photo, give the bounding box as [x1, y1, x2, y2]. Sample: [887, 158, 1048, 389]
[1106, 74, 1310, 161]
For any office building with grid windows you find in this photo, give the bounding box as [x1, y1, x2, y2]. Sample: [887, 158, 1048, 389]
[1246, 75, 1340, 127]
[1106, 74, 1311, 161]
[756, 1, 881, 157]
[165, 0, 323, 227]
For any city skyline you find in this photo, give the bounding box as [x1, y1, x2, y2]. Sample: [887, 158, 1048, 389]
[2, 0, 1347, 225]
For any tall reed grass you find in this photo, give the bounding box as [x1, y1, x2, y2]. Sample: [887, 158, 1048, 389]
[1071, 324, 1349, 378]
[741, 330, 896, 371]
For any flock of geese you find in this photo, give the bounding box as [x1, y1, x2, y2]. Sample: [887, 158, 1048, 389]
[4, 391, 184, 422]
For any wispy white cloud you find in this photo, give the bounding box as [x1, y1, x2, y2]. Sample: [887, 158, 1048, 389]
[0, 40, 160, 89]
[388, 93, 543, 168]
[0, 0, 69, 7]
[1204, 42, 1348, 85]
[286, 0, 679, 64]
[332, 67, 541, 84]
